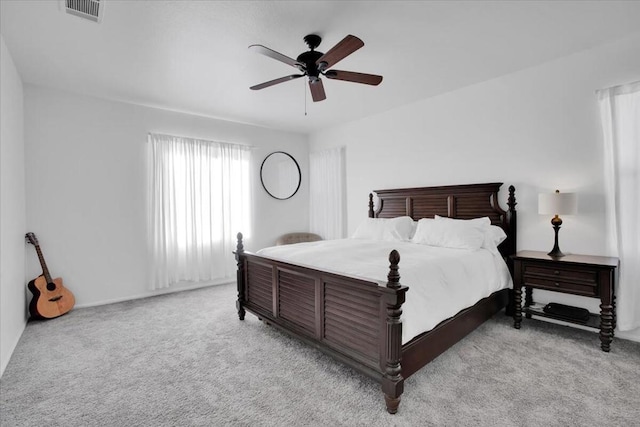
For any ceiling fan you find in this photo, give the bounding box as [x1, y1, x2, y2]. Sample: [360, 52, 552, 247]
[249, 34, 383, 102]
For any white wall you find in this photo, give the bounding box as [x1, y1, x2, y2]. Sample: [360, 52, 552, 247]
[310, 33, 640, 341]
[24, 85, 309, 308]
[0, 36, 27, 376]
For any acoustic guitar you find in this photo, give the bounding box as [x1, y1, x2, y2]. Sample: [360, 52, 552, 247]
[25, 232, 75, 319]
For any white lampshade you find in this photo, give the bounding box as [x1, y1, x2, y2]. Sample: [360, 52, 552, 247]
[538, 191, 578, 215]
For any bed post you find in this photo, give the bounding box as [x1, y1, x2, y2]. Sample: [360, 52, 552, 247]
[505, 185, 518, 273]
[505, 186, 518, 316]
[368, 193, 375, 218]
[382, 249, 407, 414]
[507, 186, 517, 255]
[235, 232, 246, 321]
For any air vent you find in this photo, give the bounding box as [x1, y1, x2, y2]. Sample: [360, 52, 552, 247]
[62, 0, 104, 23]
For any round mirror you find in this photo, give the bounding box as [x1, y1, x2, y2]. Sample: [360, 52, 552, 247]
[260, 152, 301, 200]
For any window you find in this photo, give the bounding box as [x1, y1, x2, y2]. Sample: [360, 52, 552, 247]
[147, 133, 251, 289]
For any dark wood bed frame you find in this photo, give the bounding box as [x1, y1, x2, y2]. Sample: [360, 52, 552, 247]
[234, 182, 517, 413]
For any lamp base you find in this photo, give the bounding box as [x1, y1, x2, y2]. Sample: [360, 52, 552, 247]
[547, 248, 565, 258]
[549, 217, 565, 258]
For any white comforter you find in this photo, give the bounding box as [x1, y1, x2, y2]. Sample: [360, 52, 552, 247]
[257, 239, 513, 344]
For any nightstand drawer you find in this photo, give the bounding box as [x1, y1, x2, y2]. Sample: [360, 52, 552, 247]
[522, 275, 598, 297]
[523, 264, 597, 284]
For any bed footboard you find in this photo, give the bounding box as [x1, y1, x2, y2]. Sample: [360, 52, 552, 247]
[234, 233, 408, 414]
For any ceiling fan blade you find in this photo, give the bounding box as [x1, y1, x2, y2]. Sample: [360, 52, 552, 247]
[309, 79, 326, 102]
[249, 44, 303, 69]
[324, 70, 383, 86]
[250, 74, 305, 90]
[316, 35, 364, 69]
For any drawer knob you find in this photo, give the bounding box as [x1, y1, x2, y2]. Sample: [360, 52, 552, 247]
[555, 282, 560, 287]
[554, 270, 560, 275]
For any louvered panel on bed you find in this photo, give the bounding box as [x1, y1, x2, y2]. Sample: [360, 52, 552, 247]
[246, 262, 273, 311]
[375, 199, 407, 219]
[454, 193, 502, 224]
[372, 183, 507, 223]
[411, 196, 449, 219]
[323, 281, 380, 364]
[278, 270, 316, 335]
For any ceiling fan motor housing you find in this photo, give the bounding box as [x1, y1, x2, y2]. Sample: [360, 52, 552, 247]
[296, 50, 324, 78]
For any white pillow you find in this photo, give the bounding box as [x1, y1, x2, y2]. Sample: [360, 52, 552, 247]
[434, 215, 491, 227]
[385, 216, 415, 241]
[483, 225, 507, 254]
[409, 220, 418, 240]
[352, 218, 387, 240]
[352, 217, 415, 241]
[411, 218, 435, 244]
[434, 215, 507, 253]
[412, 217, 486, 250]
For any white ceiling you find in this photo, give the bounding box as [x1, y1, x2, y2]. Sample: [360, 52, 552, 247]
[2, 1, 640, 134]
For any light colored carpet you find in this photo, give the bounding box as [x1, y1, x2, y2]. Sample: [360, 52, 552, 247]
[1, 283, 639, 426]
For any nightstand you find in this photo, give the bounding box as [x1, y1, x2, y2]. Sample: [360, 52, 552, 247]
[511, 250, 619, 352]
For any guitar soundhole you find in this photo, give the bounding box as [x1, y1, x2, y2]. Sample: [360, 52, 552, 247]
[46, 282, 56, 291]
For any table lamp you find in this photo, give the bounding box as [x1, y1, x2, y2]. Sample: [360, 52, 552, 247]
[538, 190, 578, 257]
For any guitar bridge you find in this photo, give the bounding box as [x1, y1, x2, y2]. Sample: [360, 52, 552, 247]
[48, 296, 63, 302]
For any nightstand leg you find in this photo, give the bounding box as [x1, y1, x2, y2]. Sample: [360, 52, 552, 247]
[600, 271, 614, 352]
[524, 287, 533, 319]
[599, 303, 613, 352]
[513, 286, 522, 329]
[612, 294, 617, 337]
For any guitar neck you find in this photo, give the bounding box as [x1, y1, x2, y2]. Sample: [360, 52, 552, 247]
[34, 244, 53, 283]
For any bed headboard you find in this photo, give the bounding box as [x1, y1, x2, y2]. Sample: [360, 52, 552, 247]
[368, 182, 517, 259]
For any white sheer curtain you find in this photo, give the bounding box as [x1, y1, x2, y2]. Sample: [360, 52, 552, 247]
[309, 147, 345, 240]
[147, 133, 251, 289]
[597, 81, 640, 332]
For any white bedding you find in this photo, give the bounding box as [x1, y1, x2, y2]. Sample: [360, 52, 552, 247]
[257, 239, 513, 344]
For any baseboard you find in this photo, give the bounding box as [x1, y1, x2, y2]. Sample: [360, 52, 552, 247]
[74, 278, 234, 309]
[530, 315, 640, 343]
[0, 319, 27, 378]
[617, 327, 640, 343]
